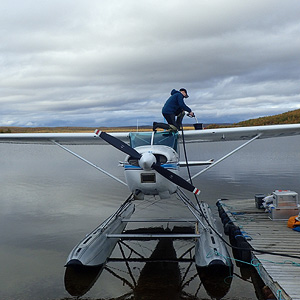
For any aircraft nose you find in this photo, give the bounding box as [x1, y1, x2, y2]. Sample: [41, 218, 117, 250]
[138, 152, 156, 171]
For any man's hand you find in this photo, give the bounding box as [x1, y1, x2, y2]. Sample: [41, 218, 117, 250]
[188, 111, 195, 117]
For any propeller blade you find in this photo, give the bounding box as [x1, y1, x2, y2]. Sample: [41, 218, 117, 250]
[95, 130, 141, 160]
[152, 164, 200, 195]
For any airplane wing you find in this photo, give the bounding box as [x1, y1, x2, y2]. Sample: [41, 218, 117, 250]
[181, 124, 300, 143]
[0, 124, 300, 145]
[0, 131, 130, 145]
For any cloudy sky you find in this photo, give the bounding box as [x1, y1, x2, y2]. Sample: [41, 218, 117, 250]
[1, 0, 299, 127]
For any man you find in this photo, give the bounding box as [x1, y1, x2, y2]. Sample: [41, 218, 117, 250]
[159, 88, 195, 131]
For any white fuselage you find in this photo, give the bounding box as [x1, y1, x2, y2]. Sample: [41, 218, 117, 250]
[123, 145, 179, 198]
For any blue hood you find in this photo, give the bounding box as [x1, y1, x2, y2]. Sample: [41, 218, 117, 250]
[170, 89, 179, 95]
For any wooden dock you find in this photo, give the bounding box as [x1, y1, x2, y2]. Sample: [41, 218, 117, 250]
[218, 199, 300, 300]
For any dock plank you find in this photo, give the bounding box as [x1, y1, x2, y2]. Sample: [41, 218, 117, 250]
[219, 199, 300, 300]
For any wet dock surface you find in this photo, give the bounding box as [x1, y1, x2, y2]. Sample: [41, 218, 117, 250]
[218, 198, 300, 300]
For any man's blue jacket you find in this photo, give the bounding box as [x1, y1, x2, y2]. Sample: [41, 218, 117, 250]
[162, 89, 192, 115]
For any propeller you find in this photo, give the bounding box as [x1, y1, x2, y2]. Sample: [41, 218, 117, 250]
[95, 130, 200, 195]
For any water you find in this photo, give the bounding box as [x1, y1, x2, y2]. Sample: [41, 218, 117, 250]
[1, 136, 300, 299]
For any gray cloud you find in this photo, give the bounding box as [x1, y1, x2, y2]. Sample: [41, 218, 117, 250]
[1, 0, 300, 127]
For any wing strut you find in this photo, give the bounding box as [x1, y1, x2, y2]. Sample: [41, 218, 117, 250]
[51, 140, 127, 186]
[190, 133, 262, 181]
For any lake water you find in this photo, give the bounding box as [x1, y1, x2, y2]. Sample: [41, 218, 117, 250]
[1, 135, 300, 300]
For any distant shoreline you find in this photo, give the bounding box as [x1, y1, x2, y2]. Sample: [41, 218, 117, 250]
[1, 108, 300, 134]
[2, 108, 300, 133]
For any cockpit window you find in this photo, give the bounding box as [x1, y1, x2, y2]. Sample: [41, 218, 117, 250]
[129, 131, 178, 151]
[129, 133, 152, 148]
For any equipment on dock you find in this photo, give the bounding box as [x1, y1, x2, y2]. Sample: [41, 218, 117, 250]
[265, 190, 300, 220]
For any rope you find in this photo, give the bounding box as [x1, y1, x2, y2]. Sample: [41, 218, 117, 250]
[277, 289, 282, 300]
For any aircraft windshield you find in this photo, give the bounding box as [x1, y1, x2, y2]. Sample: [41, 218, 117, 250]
[129, 132, 178, 151]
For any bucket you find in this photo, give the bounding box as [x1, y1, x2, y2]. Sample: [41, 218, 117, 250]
[193, 123, 203, 130]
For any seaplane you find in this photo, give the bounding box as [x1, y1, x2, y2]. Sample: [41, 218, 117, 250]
[1, 121, 300, 298]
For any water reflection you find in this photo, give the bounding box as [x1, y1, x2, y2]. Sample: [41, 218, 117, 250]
[133, 234, 181, 300]
[64, 228, 233, 299]
[237, 264, 275, 300]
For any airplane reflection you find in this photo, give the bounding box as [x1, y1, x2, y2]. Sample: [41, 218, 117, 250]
[64, 227, 233, 299]
[133, 232, 181, 300]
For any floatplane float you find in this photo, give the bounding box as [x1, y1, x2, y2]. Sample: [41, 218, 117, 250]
[1, 122, 300, 297]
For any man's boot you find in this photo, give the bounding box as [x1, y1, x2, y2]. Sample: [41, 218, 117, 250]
[153, 122, 171, 131]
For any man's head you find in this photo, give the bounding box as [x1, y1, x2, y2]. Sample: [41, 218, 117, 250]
[179, 88, 189, 98]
